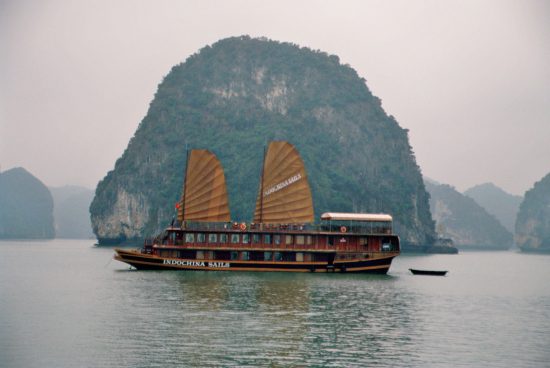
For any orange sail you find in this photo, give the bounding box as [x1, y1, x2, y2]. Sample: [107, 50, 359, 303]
[177, 150, 231, 222]
[253, 141, 314, 224]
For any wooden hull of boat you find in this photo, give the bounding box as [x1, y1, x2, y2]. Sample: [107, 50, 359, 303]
[115, 249, 397, 274]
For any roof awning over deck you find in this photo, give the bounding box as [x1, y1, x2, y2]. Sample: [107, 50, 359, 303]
[320, 212, 393, 222]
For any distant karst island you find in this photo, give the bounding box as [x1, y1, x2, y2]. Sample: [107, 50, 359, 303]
[425, 179, 513, 250]
[0, 168, 94, 240]
[49, 186, 95, 239]
[464, 183, 522, 234]
[516, 172, 550, 252]
[0, 167, 55, 239]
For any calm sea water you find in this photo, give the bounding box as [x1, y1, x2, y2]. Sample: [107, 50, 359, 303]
[1, 239, 549, 367]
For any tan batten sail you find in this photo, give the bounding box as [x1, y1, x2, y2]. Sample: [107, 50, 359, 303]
[253, 141, 314, 224]
[177, 150, 231, 222]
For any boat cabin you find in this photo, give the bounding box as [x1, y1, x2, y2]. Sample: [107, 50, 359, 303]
[146, 210, 400, 261]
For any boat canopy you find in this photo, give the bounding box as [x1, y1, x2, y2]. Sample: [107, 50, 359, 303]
[254, 141, 314, 224]
[177, 149, 231, 222]
[321, 213, 393, 222]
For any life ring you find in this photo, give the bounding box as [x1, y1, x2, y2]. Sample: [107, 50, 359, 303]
[239, 223, 247, 231]
[340, 226, 347, 233]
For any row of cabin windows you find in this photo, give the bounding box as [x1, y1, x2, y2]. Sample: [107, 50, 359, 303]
[160, 249, 332, 262]
[167, 233, 370, 247]
[326, 236, 369, 246]
[183, 233, 316, 246]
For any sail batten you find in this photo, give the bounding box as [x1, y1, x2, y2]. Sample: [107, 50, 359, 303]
[254, 141, 314, 224]
[177, 150, 231, 223]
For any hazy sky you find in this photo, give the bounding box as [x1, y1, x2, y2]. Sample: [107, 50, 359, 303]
[1, 0, 549, 195]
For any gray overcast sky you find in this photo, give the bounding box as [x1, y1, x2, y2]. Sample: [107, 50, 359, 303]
[1, 0, 549, 195]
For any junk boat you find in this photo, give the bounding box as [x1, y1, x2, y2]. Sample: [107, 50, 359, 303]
[114, 141, 400, 273]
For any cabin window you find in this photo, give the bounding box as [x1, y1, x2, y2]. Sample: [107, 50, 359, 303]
[282, 252, 296, 262]
[197, 233, 206, 243]
[264, 251, 273, 261]
[296, 235, 305, 245]
[208, 233, 217, 243]
[359, 237, 368, 246]
[196, 251, 204, 259]
[179, 250, 196, 259]
[215, 251, 230, 260]
[242, 234, 250, 244]
[382, 238, 397, 252]
[328, 236, 335, 246]
[264, 234, 272, 245]
[306, 235, 312, 245]
[252, 234, 261, 244]
[175, 232, 184, 245]
[220, 233, 228, 243]
[296, 252, 304, 262]
[274, 235, 281, 245]
[185, 233, 195, 243]
[313, 253, 328, 262]
[285, 235, 294, 245]
[250, 251, 263, 261]
[231, 234, 240, 244]
[241, 251, 250, 261]
[274, 252, 283, 261]
[230, 251, 239, 260]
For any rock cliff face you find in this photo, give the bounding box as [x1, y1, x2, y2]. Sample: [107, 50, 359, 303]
[425, 180, 513, 249]
[92, 188, 151, 244]
[90, 36, 436, 247]
[515, 173, 550, 252]
[0, 167, 55, 239]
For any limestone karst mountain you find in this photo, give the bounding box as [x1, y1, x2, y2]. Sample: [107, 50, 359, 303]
[90, 36, 436, 248]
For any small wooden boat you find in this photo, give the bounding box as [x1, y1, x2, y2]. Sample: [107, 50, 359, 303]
[409, 268, 447, 276]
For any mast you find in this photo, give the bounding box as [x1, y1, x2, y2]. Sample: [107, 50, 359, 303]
[181, 148, 190, 223]
[259, 145, 267, 224]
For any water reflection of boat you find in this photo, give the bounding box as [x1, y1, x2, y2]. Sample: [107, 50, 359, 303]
[409, 269, 448, 276]
[115, 141, 400, 273]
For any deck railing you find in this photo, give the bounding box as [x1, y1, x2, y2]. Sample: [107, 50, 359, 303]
[178, 221, 392, 235]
